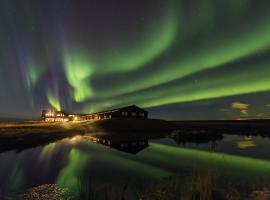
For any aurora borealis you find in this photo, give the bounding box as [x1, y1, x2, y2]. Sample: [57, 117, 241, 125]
[1, 0, 270, 119]
[1, 135, 270, 196]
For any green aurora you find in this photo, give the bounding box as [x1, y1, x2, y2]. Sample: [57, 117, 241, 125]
[54, 138, 270, 193]
[1, 0, 270, 119]
[1, 137, 270, 194]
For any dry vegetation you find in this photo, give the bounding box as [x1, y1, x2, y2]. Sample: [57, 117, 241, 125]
[2, 172, 269, 200]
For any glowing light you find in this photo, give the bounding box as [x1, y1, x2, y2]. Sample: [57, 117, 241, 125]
[3, 1, 270, 119]
[63, 50, 94, 102]
[56, 149, 91, 193]
[93, 14, 270, 100]
[85, 60, 270, 111]
[46, 92, 61, 111]
[98, 4, 178, 73]
[237, 137, 256, 149]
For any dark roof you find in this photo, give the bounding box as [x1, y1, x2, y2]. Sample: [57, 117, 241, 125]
[84, 105, 148, 116]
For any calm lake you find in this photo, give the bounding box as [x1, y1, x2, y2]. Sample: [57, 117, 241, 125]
[0, 132, 270, 199]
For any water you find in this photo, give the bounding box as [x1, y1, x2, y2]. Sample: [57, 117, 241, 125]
[0, 133, 270, 199]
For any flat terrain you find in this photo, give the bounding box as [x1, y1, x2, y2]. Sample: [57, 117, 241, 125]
[0, 118, 270, 153]
[0, 119, 174, 153]
[1, 118, 270, 139]
[0, 118, 173, 138]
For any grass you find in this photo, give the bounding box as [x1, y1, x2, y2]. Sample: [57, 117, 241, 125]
[1, 169, 269, 200]
[0, 119, 174, 153]
[138, 169, 270, 200]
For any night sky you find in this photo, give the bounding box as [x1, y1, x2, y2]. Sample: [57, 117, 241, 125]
[1, 0, 270, 120]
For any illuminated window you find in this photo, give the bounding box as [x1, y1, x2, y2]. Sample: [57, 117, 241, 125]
[131, 112, 136, 116]
[139, 113, 145, 117]
[122, 112, 128, 116]
[45, 118, 54, 122]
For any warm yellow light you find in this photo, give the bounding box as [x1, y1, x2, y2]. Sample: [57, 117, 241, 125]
[237, 136, 256, 149]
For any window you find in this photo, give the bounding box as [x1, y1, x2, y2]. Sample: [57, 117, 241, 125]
[131, 112, 136, 116]
[139, 113, 145, 117]
[122, 112, 128, 116]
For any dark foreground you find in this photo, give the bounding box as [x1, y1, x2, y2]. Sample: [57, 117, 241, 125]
[1, 119, 270, 200]
[0, 118, 270, 153]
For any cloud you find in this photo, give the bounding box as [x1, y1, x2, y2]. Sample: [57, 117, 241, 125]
[231, 102, 250, 110]
[240, 110, 248, 116]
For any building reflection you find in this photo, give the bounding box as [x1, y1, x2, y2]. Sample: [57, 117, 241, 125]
[82, 135, 149, 154]
[237, 136, 256, 149]
[168, 130, 224, 151]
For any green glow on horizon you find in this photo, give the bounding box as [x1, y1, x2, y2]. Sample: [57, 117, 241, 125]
[39, 143, 56, 161]
[56, 148, 90, 193]
[63, 50, 94, 102]
[98, 153, 172, 179]
[26, 63, 45, 88]
[5, 0, 270, 117]
[145, 142, 270, 178]
[8, 166, 24, 191]
[54, 139, 270, 184]
[94, 15, 270, 100]
[140, 63, 270, 108]
[47, 91, 61, 111]
[98, 5, 178, 74]
[88, 61, 270, 110]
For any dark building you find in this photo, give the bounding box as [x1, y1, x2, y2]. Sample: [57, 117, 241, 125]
[83, 105, 148, 120]
[41, 105, 148, 122]
[83, 135, 149, 154]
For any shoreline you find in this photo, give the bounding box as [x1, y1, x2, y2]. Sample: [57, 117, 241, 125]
[0, 118, 270, 153]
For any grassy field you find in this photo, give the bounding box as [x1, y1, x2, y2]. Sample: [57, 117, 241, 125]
[0, 118, 173, 137]
[0, 118, 174, 153]
[1, 118, 270, 141]
[0, 118, 270, 154]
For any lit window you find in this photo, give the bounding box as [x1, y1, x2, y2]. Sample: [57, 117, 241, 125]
[122, 112, 128, 116]
[132, 112, 136, 116]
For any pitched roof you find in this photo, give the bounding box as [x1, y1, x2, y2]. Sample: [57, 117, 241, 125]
[84, 105, 148, 116]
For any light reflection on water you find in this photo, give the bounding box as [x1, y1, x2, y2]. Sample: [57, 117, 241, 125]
[0, 134, 270, 198]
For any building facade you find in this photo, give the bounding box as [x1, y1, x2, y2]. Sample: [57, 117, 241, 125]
[41, 110, 69, 122]
[41, 105, 148, 122]
[82, 105, 148, 120]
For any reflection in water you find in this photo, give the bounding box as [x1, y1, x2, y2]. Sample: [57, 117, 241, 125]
[8, 165, 24, 191]
[237, 136, 256, 149]
[83, 135, 149, 154]
[0, 132, 270, 199]
[39, 143, 56, 161]
[56, 149, 91, 193]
